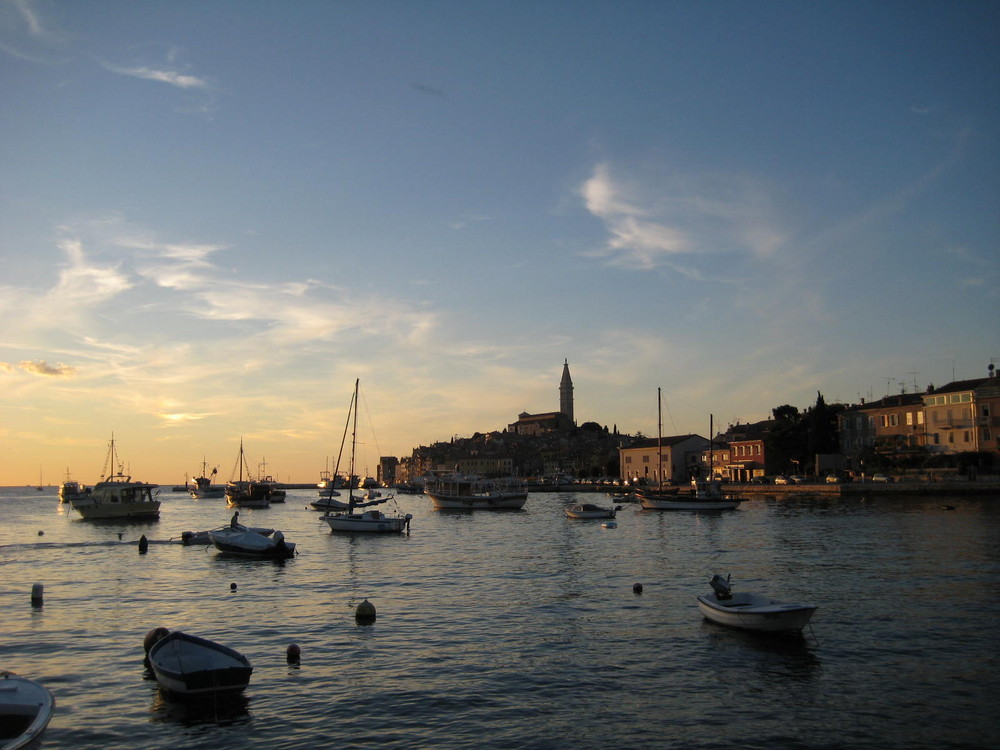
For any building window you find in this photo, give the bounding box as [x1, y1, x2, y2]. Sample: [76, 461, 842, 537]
[642, 455, 649, 463]
[625, 456, 631, 464]
[918, 412, 924, 425]
[906, 412, 913, 426]
[890, 414, 898, 426]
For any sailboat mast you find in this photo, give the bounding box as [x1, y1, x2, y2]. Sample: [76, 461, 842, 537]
[657, 387, 663, 490]
[348, 378, 359, 508]
[709, 414, 714, 479]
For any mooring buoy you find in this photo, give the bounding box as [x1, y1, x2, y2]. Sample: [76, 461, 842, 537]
[230, 582, 238, 591]
[138, 535, 149, 554]
[633, 583, 643, 594]
[31, 583, 44, 606]
[143, 626, 170, 654]
[355, 598, 377, 625]
[286, 643, 301, 662]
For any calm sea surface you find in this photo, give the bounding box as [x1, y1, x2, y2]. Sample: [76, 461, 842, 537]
[2, 485, 999, 749]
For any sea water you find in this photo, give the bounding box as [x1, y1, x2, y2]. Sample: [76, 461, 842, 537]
[1, 486, 998, 749]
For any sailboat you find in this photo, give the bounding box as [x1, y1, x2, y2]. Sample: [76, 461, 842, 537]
[323, 379, 412, 533]
[225, 440, 271, 508]
[639, 391, 741, 511]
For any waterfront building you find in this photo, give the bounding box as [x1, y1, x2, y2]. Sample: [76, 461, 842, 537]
[618, 434, 708, 486]
[923, 375, 999, 457]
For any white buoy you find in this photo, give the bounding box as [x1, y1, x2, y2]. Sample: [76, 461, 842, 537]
[31, 583, 44, 606]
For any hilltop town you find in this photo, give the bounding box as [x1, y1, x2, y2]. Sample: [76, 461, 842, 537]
[377, 361, 999, 487]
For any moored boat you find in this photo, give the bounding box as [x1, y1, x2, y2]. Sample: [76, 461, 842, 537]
[564, 503, 619, 519]
[181, 513, 274, 546]
[210, 528, 295, 558]
[696, 574, 817, 633]
[70, 436, 160, 520]
[189, 458, 223, 499]
[424, 475, 528, 510]
[146, 630, 253, 696]
[321, 379, 412, 534]
[0, 671, 55, 750]
[224, 440, 271, 509]
[640, 478, 741, 511]
[57, 468, 85, 504]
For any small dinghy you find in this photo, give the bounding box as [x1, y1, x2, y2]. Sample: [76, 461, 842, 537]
[210, 528, 296, 558]
[147, 631, 253, 696]
[564, 503, 619, 519]
[697, 574, 817, 633]
[0, 671, 54, 750]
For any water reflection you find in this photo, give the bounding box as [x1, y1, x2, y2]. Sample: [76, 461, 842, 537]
[700, 619, 821, 682]
[148, 688, 251, 728]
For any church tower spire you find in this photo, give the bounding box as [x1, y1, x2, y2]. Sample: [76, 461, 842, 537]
[559, 359, 574, 424]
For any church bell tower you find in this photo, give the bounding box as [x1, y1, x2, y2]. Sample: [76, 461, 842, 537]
[559, 359, 574, 424]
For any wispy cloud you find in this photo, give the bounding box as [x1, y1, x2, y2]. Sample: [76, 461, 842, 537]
[580, 162, 787, 270]
[0, 360, 77, 377]
[101, 62, 210, 90]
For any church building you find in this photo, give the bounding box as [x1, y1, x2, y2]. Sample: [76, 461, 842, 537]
[508, 360, 576, 435]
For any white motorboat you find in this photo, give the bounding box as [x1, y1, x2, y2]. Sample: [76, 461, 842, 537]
[210, 529, 295, 558]
[564, 503, 619, 519]
[146, 630, 253, 696]
[321, 379, 412, 534]
[696, 574, 817, 633]
[0, 671, 54, 750]
[70, 436, 160, 520]
[325, 509, 412, 533]
[181, 514, 274, 546]
[424, 475, 528, 510]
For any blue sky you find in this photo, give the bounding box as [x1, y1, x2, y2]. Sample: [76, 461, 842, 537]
[1, 0, 997, 484]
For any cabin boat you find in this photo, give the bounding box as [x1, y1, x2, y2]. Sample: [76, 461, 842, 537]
[71, 437, 160, 520]
[564, 503, 618, 519]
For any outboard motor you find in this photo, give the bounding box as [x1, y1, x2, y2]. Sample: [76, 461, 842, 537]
[709, 574, 732, 600]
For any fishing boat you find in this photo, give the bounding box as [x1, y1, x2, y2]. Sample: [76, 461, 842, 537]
[322, 379, 412, 533]
[189, 458, 223, 499]
[639, 394, 741, 511]
[697, 574, 817, 633]
[57, 468, 85, 504]
[224, 440, 271, 508]
[564, 503, 619, 519]
[424, 474, 528, 510]
[70, 436, 160, 520]
[210, 528, 295, 558]
[0, 671, 54, 750]
[146, 630, 253, 696]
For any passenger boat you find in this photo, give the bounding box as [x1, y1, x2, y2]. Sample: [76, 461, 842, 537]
[0, 671, 54, 750]
[321, 379, 412, 534]
[224, 440, 271, 508]
[210, 528, 295, 558]
[70, 437, 160, 520]
[696, 574, 817, 633]
[189, 458, 223, 499]
[424, 475, 528, 510]
[564, 503, 618, 519]
[146, 630, 253, 696]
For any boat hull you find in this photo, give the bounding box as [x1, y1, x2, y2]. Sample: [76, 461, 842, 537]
[565, 504, 616, 519]
[324, 511, 411, 533]
[641, 497, 739, 511]
[697, 593, 817, 632]
[210, 529, 295, 558]
[147, 632, 252, 696]
[427, 492, 528, 510]
[71, 497, 160, 519]
[0, 671, 55, 750]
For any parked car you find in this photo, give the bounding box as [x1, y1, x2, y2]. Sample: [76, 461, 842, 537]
[825, 474, 841, 484]
[789, 475, 808, 484]
[750, 476, 771, 484]
[773, 476, 790, 485]
[871, 474, 894, 483]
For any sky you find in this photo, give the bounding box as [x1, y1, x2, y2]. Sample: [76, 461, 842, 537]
[1, 0, 998, 485]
